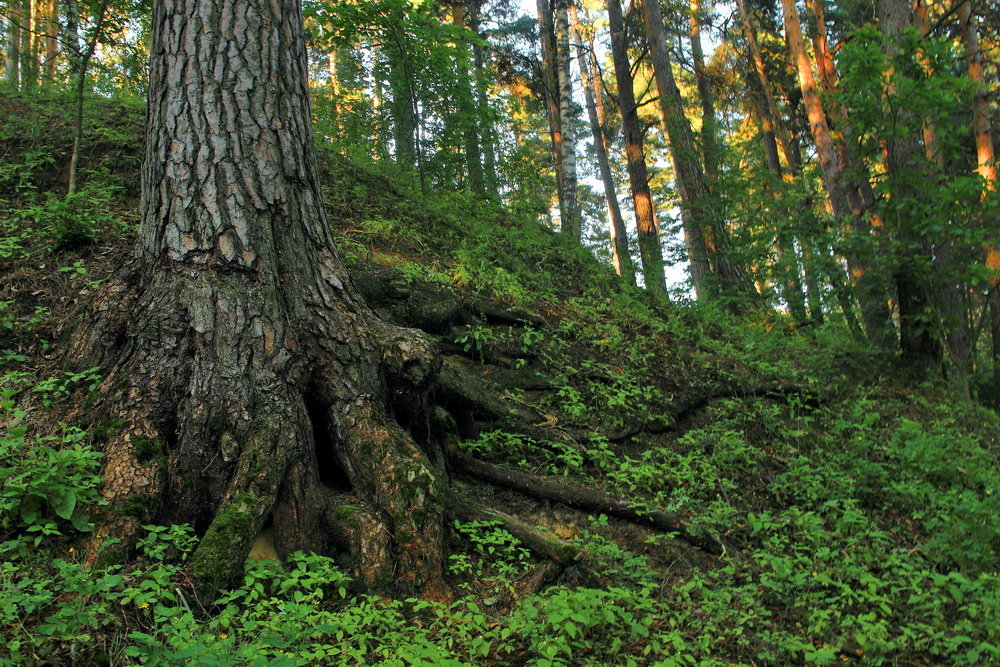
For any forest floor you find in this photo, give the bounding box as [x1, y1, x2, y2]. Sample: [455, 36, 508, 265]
[1, 91, 999, 665]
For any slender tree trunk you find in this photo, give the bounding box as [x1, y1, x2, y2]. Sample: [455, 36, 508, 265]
[62, 0, 79, 70]
[800, 242, 825, 324]
[959, 0, 999, 405]
[39, 0, 58, 83]
[536, 0, 566, 223]
[780, 0, 893, 342]
[5, 1, 22, 87]
[469, 2, 498, 195]
[67, 0, 108, 196]
[70, 0, 448, 601]
[747, 73, 808, 322]
[451, 1, 486, 195]
[605, 0, 666, 296]
[877, 0, 940, 367]
[553, 0, 580, 239]
[572, 5, 634, 284]
[688, 0, 718, 180]
[641, 0, 751, 301]
[19, 0, 36, 89]
[386, 32, 417, 169]
[735, 0, 795, 171]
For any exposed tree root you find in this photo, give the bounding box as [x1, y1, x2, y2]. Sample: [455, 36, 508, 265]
[449, 453, 723, 555]
[447, 497, 582, 565]
[605, 380, 821, 441]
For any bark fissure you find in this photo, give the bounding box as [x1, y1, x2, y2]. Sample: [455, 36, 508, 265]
[73, 0, 448, 599]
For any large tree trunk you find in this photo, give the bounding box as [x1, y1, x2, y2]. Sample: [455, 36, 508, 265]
[605, 0, 666, 296]
[70, 0, 447, 601]
[572, 5, 634, 284]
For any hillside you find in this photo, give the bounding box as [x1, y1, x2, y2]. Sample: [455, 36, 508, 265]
[1, 92, 999, 665]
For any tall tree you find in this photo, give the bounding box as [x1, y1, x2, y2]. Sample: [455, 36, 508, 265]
[640, 0, 750, 301]
[688, 0, 718, 179]
[876, 0, 940, 366]
[605, 0, 666, 295]
[780, 0, 892, 340]
[553, 0, 580, 239]
[451, 0, 486, 195]
[5, 1, 22, 86]
[959, 0, 999, 404]
[572, 4, 635, 283]
[73, 0, 447, 599]
[536, 0, 568, 227]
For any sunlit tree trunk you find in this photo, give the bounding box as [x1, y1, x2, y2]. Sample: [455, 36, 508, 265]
[572, 5, 634, 284]
[688, 0, 718, 179]
[536, 0, 567, 224]
[37, 0, 58, 83]
[641, 0, 751, 301]
[780, 0, 892, 342]
[606, 0, 666, 296]
[71, 0, 447, 600]
[959, 0, 999, 405]
[735, 0, 795, 171]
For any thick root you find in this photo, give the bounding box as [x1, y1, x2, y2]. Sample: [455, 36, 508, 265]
[451, 452, 723, 555]
[188, 417, 300, 602]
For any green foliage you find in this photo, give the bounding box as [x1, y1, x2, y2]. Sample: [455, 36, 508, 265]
[0, 410, 103, 553]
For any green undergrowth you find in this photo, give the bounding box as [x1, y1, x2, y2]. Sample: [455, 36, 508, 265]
[1, 91, 999, 664]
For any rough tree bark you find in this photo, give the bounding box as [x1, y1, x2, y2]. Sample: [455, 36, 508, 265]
[70, 0, 447, 601]
[605, 0, 666, 296]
